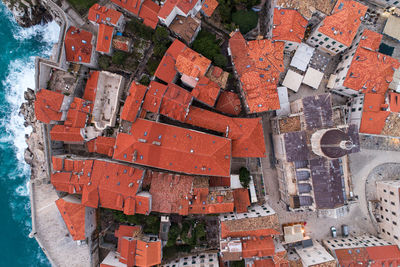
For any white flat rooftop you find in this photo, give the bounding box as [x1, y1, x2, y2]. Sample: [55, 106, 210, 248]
[276, 86, 290, 116]
[282, 69, 303, 92]
[295, 241, 335, 267]
[383, 15, 400, 41]
[290, 43, 315, 72]
[303, 67, 324, 90]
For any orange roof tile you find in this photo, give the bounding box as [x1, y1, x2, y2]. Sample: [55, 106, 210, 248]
[113, 119, 232, 177]
[83, 71, 99, 103]
[229, 31, 284, 113]
[335, 245, 400, 266]
[121, 82, 148, 122]
[154, 39, 186, 84]
[34, 89, 65, 124]
[359, 93, 390, 135]
[215, 91, 242, 116]
[191, 76, 221, 106]
[139, 0, 161, 29]
[158, 0, 198, 19]
[51, 172, 72, 193]
[50, 125, 83, 142]
[389, 92, 400, 113]
[111, 0, 141, 16]
[65, 27, 93, 64]
[112, 36, 132, 52]
[176, 46, 211, 79]
[64, 97, 90, 128]
[220, 221, 280, 239]
[115, 225, 162, 267]
[202, 0, 218, 17]
[242, 235, 275, 258]
[343, 47, 400, 94]
[272, 8, 308, 43]
[55, 198, 86, 241]
[233, 188, 250, 213]
[88, 4, 122, 26]
[159, 83, 192, 121]
[185, 106, 266, 157]
[252, 259, 276, 267]
[359, 29, 382, 51]
[86, 136, 116, 156]
[142, 80, 168, 113]
[318, 0, 368, 47]
[96, 24, 114, 53]
[52, 157, 64, 172]
[209, 176, 231, 187]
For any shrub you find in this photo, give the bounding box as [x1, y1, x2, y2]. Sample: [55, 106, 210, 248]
[112, 51, 127, 65]
[126, 18, 154, 40]
[67, 0, 97, 15]
[213, 54, 228, 68]
[192, 30, 227, 68]
[98, 55, 111, 70]
[239, 167, 251, 188]
[232, 10, 258, 34]
[146, 57, 161, 75]
[139, 75, 150, 86]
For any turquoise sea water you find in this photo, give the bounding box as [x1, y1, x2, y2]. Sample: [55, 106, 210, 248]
[0, 3, 59, 266]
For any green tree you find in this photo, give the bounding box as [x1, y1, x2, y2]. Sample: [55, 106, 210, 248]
[239, 167, 251, 188]
[112, 51, 126, 65]
[232, 10, 258, 34]
[213, 54, 228, 68]
[98, 55, 111, 70]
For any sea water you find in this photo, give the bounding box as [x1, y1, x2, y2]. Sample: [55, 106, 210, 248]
[0, 2, 59, 266]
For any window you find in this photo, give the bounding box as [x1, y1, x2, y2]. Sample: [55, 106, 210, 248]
[339, 44, 344, 48]
[319, 41, 324, 45]
[324, 37, 329, 41]
[318, 33, 322, 37]
[393, 221, 397, 225]
[392, 211, 396, 216]
[391, 201, 395, 205]
[384, 189, 387, 192]
[332, 41, 336, 45]
[326, 45, 331, 48]
[390, 191, 394, 195]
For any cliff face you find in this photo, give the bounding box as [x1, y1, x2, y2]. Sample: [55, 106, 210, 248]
[2, 0, 52, 27]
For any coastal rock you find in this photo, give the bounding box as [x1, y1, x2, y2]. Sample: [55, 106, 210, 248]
[2, 0, 52, 28]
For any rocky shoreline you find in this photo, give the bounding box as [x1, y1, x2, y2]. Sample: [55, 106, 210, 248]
[20, 89, 48, 182]
[2, 0, 52, 27]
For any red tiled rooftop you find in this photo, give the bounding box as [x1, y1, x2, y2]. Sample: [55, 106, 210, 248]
[215, 91, 242, 116]
[113, 36, 132, 52]
[159, 83, 192, 121]
[335, 245, 400, 266]
[185, 106, 266, 157]
[359, 93, 390, 135]
[139, 0, 161, 29]
[113, 119, 232, 177]
[233, 188, 250, 213]
[272, 8, 307, 43]
[121, 82, 148, 122]
[96, 24, 114, 54]
[142, 80, 167, 113]
[111, 0, 141, 16]
[154, 39, 186, 83]
[229, 31, 284, 113]
[50, 125, 84, 143]
[220, 220, 280, 239]
[55, 198, 86, 241]
[86, 136, 116, 157]
[242, 235, 275, 259]
[64, 97, 90, 128]
[318, 0, 368, 47]
[202, 0, 218, 17]
[176, 46, 211, 79]
[359, 29, 383, 51]
[88, 4, 122, 25]
[158, 0, 198, 19]
[83, 71, 99, 104]
[251, 259, 276, 267]
[343, 47, 400, 94]
[65, 26, 93, 64]
[209, 176, 231, 187]
[34, 89, 64, 124]
[191, 76, 220, 106]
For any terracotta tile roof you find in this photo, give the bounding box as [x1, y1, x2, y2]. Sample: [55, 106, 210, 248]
[34, 89, 64, 124]
[83, 71, 99, 106]
[176, 46, 211, 79]
[359, 93, 390, 135]
[252, 259, 276, 267]
[215, 91, 242, 116]
[191, 76, 220, 106]
[64, 97, 90, 128]
[276, 0, 336, 20]
[112, 36, 132, 52]
[139, 0, 161, 29]
[389, 92, 400, 113]
[242, 235, 275, 258]
[220, 215, 281, 239]
[96, 24, 114, 53]
[335, 245, 400, 266]
[318, 0, 367, 47]
[86, 136, 116, 156]
[359, 29, 382, 51]
[52, 157, 64, 172]
[229, 31, 284, 113]
[185, 106, 266, 157]
[50, 125, 83, 142]
[159, 83, 192, 121]
[115, 225, 162, 267]
[209, 176, 231, 187]
[113, 118, 232, 176]
[158, 0, 198, 19]
[142, 80, 167, 113]
[51, 157, 148, 215]
[233, 188, 250, 213]
[206, 65, 229, 89]
[121, 82, 148, 122]
[111, 0, 141, 16]
[154, 39, 186, 83]
[343, 46, 400, 94]
[272, 8, 308, 43]
[202, 0, 218, 17]
[88, 4, 122, 26]
[65, 27, 93, 64]
[55, 198, 86, 241]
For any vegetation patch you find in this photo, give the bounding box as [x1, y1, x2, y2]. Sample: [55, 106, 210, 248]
[192, 30, 227, 68]
[66, 0, 98, 15]
[239, 167, 250, 188]
[113, 211, 160, 235]
[232, 10, 258, 34]
[125, 17, 154, 40]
